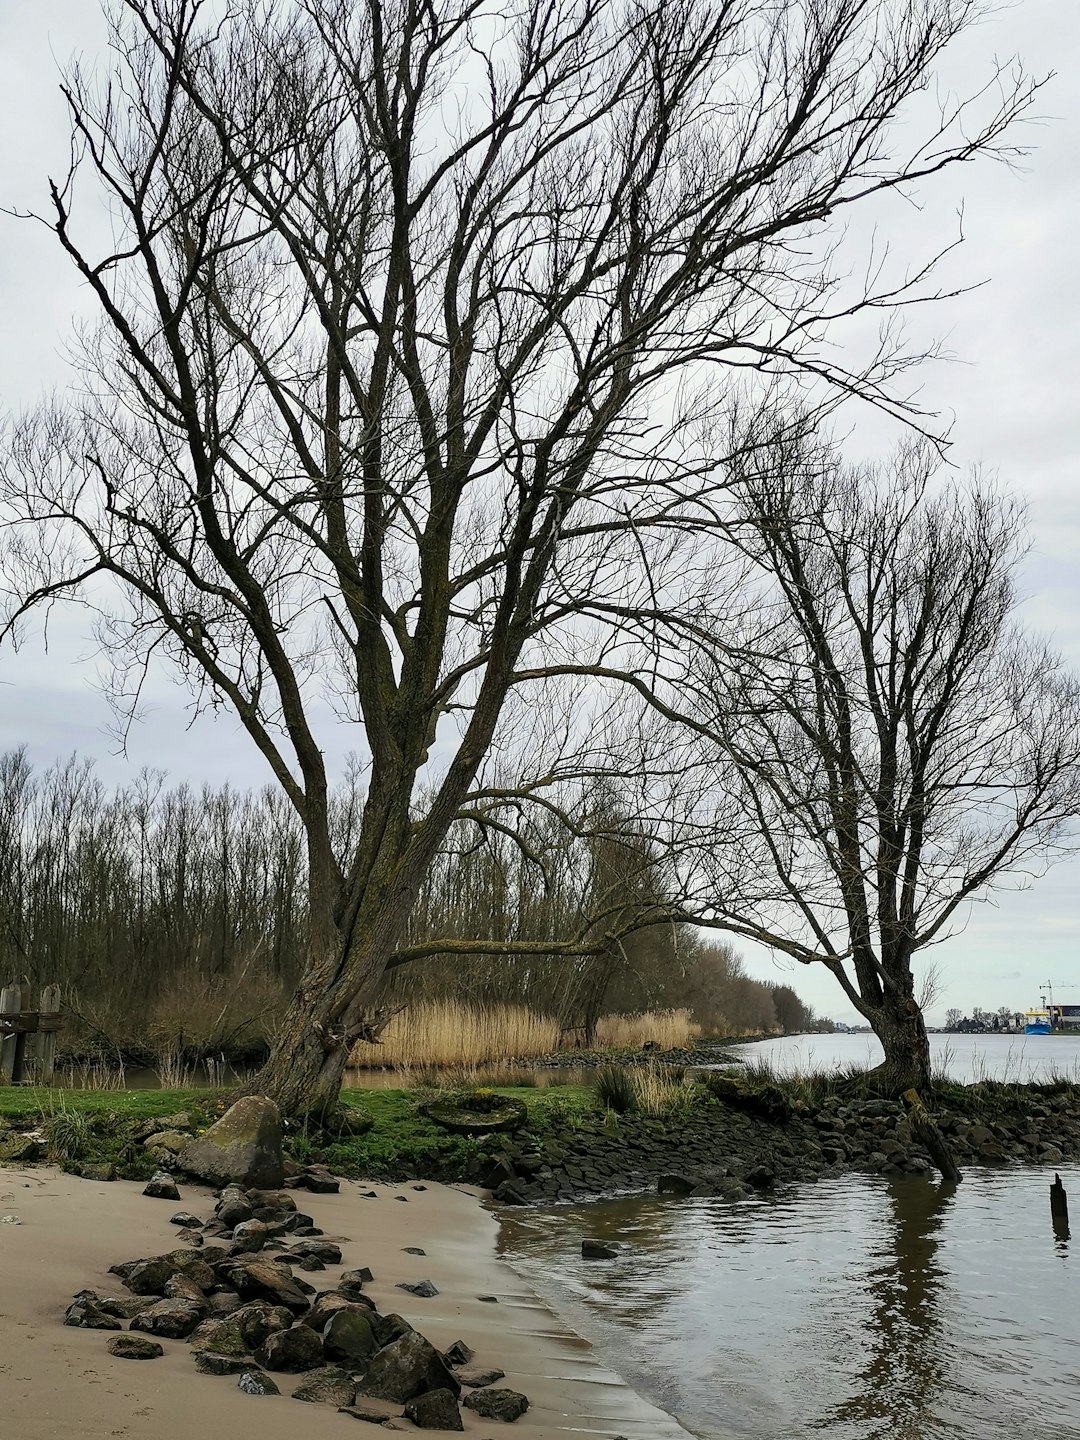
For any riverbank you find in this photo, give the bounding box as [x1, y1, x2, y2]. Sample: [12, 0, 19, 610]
[0, 1165, 691, 1439]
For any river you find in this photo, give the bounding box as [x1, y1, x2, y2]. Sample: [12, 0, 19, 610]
[498, 1032, 1080, 1438]
[498, 1165, 1080, 1439]
[725, 1029, 1080, 1084]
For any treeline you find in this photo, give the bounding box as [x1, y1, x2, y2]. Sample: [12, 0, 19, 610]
[0, 750, 821, 1058]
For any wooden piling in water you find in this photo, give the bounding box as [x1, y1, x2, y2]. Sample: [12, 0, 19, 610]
[902, 1088, 963, 1185]
[1051, 1173, 1069, 1239]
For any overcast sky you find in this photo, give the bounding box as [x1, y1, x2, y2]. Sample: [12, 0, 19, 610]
[0, 1, 1077, 1028]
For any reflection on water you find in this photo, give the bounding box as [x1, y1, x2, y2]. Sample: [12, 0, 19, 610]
[498, 1167, 1080, 1439]
[726, 1031, 1080, 1084]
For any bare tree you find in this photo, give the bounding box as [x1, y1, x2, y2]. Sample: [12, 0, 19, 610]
[648, 440, 1080, 1092]
[943, 1007, 963, 1030]
[0, 0, 1038, 1114]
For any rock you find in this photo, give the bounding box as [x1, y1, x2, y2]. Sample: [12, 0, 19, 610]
[217, 1255, 313, 1313]
[143, 1171, 181, 1202]
[217, 1188, 255, 1228]
[292, 1366, 357, 1406]
[371, 1312, 414, 1348]
[289, 1237, 342, 1264]
[64, 1300, 122, 1331]
[195, 1351, 260, 1375]
[116, 1258, 176, 1296]
[404, 1388, 464, 1431]
[107, 1334, 164, 1360]
[179, 1097, 285, 1190]
[463, 1388, 530, 1422]
[246, 1188, 297, 1213]
[482, 1159, 517, 1191]
[657, 1174, 696, 1195]
[256, 1323, 325, 1372]
[94, 1295, 157, 1321]
[337, 1268, 373, 1301]
[396, 1279, 439, 1297]
[206, 1292, 243, 1317]
[322, 1307, 378, 1364]
[238, 1370, 280, 1396]
[0, 1133, 44, 1164]
[744, 1164, 776, 1189]
[581, 1239, 619, 1259]
[190, 1302, 292, 1354]
[303, 1292, 362, 1331]
[362, 1330, 461, 1403]
[492, 1181, 528, 1205]
[130, 1298, 205, 1339]
[163, 1249, 217, 1290]
[457, 1366, 506, 1388]
[163, 1272, 208, 1307]
[294, 1170, 340, 1195]
[143, 1129, 190, 1155]
[341, 1402, 400, 1424]
[442, 1340, 474, 1367]
[231, 1219, 271, 1253]
[402, 1247, 426, 1256]
[78, 1162, 117, 1182]
[170, 1210, 203, 1228]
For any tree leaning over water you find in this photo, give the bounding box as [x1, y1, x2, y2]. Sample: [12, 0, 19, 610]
[645, 440, 1080, 1093]
[0, 0, 1039, 1115]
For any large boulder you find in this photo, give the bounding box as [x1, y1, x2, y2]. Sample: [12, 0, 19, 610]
[463, 1388, 530, 1422]
[130, 1298, 204, 1339]
[179, 1097, 284, 1190]
[216, 1255, 312, 1314]
[361, 1330, 460, 1403]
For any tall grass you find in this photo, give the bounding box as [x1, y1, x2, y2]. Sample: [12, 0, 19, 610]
[594, 1009, 700, 1050]
[350, 1001, 702, 1069]
[353, 1002, 560, 1069]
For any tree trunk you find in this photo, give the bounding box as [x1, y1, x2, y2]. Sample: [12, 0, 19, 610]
[866, 990, 932, 1095]
[249, 1001, 355, 1122]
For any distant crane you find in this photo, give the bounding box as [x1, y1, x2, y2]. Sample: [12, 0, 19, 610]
[1038, 981, 1080, 1030]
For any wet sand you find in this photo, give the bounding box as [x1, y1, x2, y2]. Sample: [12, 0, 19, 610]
[0, 1166, 691, 1439]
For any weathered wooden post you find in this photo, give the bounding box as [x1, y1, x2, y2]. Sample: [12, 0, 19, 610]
[1051, 1172, 1070, 1240]
[0, 984, 21, 1084]
[902, 1088, 963, 1185]
[37, 984, 62, 1084]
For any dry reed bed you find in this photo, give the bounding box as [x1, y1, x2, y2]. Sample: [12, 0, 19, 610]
[350, 1001, 701, 1069]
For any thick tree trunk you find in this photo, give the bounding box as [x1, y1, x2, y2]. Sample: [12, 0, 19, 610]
[865, 990, 932, 1096]
[249, 1002, 355, 1121]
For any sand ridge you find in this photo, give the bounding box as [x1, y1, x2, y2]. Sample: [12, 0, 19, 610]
[0, 1166, 692, 1439]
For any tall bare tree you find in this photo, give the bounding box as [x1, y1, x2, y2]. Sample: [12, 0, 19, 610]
[0, 0, 1037, 1113]
[647, 440, 1080, 1091]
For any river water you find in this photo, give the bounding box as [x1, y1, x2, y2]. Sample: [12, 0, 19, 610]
[499, 1030, 1080, 1438]
[725, 1029, 1080, 1084]
[498, 1165, 1080, 1439]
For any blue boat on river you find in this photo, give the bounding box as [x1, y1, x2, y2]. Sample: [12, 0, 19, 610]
[1024, 1009, 1052, 1035]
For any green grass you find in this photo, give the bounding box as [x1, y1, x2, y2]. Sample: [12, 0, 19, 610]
[0, 1082, 596, 1183]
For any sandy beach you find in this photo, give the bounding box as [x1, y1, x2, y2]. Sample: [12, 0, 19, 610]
[0, 1165, 691, 1440]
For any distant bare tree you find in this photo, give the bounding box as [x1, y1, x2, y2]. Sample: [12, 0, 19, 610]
[943, 1007, 963, 1030]
[0, 0, 1038, 1114]
[648, 441, 1080, 1091]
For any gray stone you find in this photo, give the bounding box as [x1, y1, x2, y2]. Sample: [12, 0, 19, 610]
[457, 1366, 507, 1388]
[581, 1239, 618, 1260]
[179, 1097, 285, 1190]
[396, 1279, 439, 1297]
[163, 1272, 208, 1307]
[289, 1237, 342, 1264]
[217, 1188, 255, 1228]
[337, 1269, 373, 1301]
[362, 1330, 460, 1403]
[292, 1366, 356, 1406]
[115, 1258, 175, 1296]
[130, 1298, 204, 1339]
[64, 1300, 122, 1331]
[404, 1388, 463, 1431]
[107, 1334, 164, 1360]
[322, 1308, 378, 1364]
[195, 1351, 259, 1375]
[217, 1255, 312, 1313]
[170, 1211, 203, 1228]
[78, 1162, 117, 1182]
[256, 1323, 325, 1372]
[143, 1171, 181, 1202]
[231, 1219, 271, 1253]
[143, 1129, 190, 1154]
[463, 1388, 530, 1422]
[442, 1340, 474, 1367]
[238, 1370, 280, 1396]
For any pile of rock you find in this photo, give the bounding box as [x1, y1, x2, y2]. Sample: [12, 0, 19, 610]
[63, 1179, 529, 1430]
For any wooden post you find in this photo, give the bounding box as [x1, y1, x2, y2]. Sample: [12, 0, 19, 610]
[902, 1088, 963, 1185]
[37, 984, 61, 1084]
[0, 985, 21, 1084]
[1051, 1172, 1070, 1240]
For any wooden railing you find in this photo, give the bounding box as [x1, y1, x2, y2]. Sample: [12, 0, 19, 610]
[0, 983, 62, 1084]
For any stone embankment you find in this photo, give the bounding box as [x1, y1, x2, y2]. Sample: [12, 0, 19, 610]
[481, 1089, 1080, 1205]
[521, 1039, 746, 1071]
